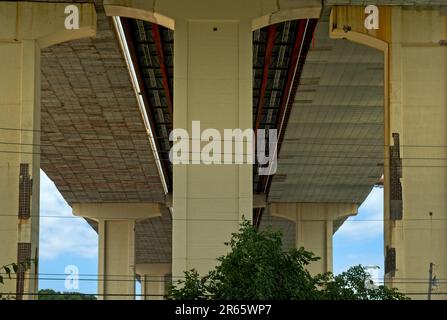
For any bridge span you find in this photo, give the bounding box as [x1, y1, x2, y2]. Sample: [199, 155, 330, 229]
[0, 0, 446, 299]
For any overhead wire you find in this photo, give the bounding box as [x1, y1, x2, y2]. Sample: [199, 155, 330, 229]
[0, 212, 446, 222]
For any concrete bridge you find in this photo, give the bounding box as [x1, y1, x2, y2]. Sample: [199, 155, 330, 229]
[0, 0, 446, 299]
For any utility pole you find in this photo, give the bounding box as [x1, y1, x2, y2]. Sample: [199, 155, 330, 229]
[428, 262, 434, 300]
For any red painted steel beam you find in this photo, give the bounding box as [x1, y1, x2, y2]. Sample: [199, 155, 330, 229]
[151, 23, 173, 116]
[257, 20, 307, 194]
[255, 24, 276, 130]
[255, 24, 277, 130]
[252, 25, 276, 228]
[274, 19, 307, 152]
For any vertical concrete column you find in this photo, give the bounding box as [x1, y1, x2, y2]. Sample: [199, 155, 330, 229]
[136, 263, 171, 300]
[0, 38, 41, 299]
[0, 2, 95, 299]
[270, 203, 357, 275]
[172, 18, 253, 277]
[296, 215, 334, 275]
[97, 219, 135, 300]
[73, 203, 162, 300]
[386, 7, 447, 299]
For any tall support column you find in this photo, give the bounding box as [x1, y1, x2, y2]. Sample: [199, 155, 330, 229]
[136, 263, 171, 300]
[73, 203, 162, 300]
[0, 2, 96, 299]
[386, 7, 447, 299]
[172, 19, 253, 277]
[270, 203, 358, 275]
[98, 219, 135, 300]
[0, 38, 41, 300]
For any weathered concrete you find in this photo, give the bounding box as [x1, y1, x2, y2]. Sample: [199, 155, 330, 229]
[387, 7, 447, 300]
[270, 203, 358, 274]
[269, 8, 385, 204]
[40, 6, 172, 275]
[330, 4, 447, 299]
[103, 0, 322, 30]
[0, 1, 96, 299]
[73, 202, 162, 299]
[136, 263, 171, 300]
[41, 7, 165, 204]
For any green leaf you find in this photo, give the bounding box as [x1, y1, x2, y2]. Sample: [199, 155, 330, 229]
[4, 266, 11, 279]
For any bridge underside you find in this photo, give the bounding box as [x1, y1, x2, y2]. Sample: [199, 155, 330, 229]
[1, 0, 446, 300]
[38, 5, 384, 267]
[260, 8, 384, 247]
[40, 7, 171, 265]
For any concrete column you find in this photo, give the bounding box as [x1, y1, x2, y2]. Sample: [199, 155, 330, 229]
[98, 219, 135, 300]
[0, 36, 41, 300]
[270, 203, 358, 275]
[73, 203, 162, 300]
[172, 17, 253, 278]
[0, 2, 95, 299]
[386, 7, 447, 299]
[136, 263, 171, 300]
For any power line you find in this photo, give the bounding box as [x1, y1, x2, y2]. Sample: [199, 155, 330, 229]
[1, 276, 164, 283]
[4, 126, 447, 148]
[4, 271, 447, 282]
[2, 290, 447, 297]
[0, 292, 163, 297]
[4, 276, 447, 285]
[5, 133, 447, 149]
[2, 212, 447, 222]
[4, 142, 447, 161]
[2, 147, 447, 168]
[0, 272, 183, 279]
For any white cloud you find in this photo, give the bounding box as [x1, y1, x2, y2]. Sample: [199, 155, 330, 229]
[39, 170, 98, 260]
[335, 187, 384, 240]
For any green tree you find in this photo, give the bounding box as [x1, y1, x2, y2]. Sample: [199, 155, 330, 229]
[167, 219, 408, 300]
[321, 266, 408, 300]
[38, 289, 97, 300]
[168, 270, 210, 300]
[0, 263, 19, 300]
[0, 261, 32, 300]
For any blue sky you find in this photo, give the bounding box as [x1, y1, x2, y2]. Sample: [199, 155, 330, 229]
[333, 187, 384, 280]
[39, 171, 98, 293]
[38, 170, 384, 293]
